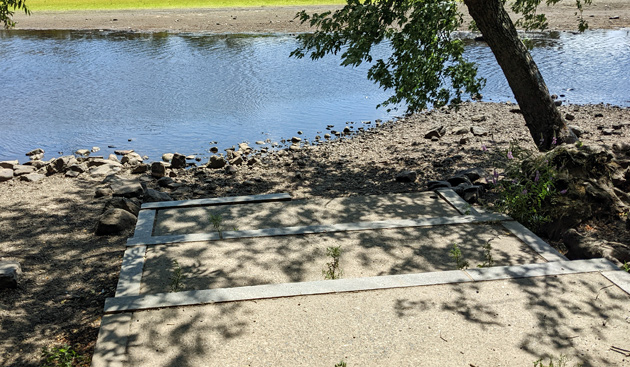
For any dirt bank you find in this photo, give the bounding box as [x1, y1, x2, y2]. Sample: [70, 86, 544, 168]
[11, 1, 630, 33]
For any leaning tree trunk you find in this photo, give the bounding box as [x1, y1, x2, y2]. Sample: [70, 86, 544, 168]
[463, 0, 576, 151]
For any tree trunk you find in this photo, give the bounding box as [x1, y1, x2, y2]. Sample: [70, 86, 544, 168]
[463, 0, 576, 151]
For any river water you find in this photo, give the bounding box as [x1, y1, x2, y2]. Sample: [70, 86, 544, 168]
[0, 29, 628, 162]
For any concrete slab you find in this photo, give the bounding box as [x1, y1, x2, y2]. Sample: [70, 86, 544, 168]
[152, 192, 460, 236]
[602, 270, 630, 295]
[501, 221, 568, 262]
[117, 272, 630, 366]
[140, 193, 291, 210]
[133, 210, 156, 238]
[127, 213, 510, 246]
[436, 188, 480, 215]
[139, 223, 545, 294]
[115, 246, 147, 297]
[91, 313, 132, 367]
[465, 258, 618, 281]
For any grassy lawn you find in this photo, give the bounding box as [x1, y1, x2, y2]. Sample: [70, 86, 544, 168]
[26, 0, 344, 11]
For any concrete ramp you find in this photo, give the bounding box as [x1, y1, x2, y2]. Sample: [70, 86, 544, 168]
[92, 190, 630, 367]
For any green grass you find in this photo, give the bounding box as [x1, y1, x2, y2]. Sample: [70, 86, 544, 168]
[26, 0, 344, 11]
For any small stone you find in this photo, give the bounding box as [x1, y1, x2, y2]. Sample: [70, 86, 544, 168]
[209, 147, 219, 153]
[225, 166, 238, 175]
[230, 156, 244, 166]
[343, 126, 351, 134]
[0, 168, 14, 182]
[471, 126, 489, 137]
[238, 143, 252, 154]
[95, 208, 137, 235]
[395, 170, 417, 183]
[207, 155, 227, 169]
[459, 136, 470, 145]
[297, 131, 303, 135]
[289, 144, 301, 151]
[114, 149, 134, 155]
[170, 153, 187, 169]
[103, 197, 140, 217]
[26, 148, 44, 156]
[75, 149, 90, 156]
[157, 176, 176, 188]
[13, 165, 35, 176]
[565, 113, 575, 121]
[91, 147, 101, 153]
[0, 261, 22, 289]
[67, 164, 87, 173]
[151, 162, 167, 178]
[95, 187, 114, 198]
[424, 126, 446, 139]
[554, 100, 562, 106]
[65, 170, 80, 178]
[23, 160, 47, 169]
[247, 157, 262, 166]
[594, 113, 604, 118]
[143, 189, 173, 202]
[109, 177, 144, 198]
[455, 168, 485, 183]
[255, 141, 265, 145]
[454, 127, 470, 135]
[108, 154, 119, 162]
[602, 128, 614, 136]
[291, 137, 302, 143]
[131, 164, 149, 174]
[569, 125, 585, 138]
[162, 153, 174, 162]
[471, 115, 486, 122]
[20, 173, 45, 183]
[324, 134, 331, 139]
[121, 152, 143, 165]
[427, 180, 452, 190]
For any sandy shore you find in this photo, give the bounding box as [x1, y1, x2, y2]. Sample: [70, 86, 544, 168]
[11, 1, 630, 33]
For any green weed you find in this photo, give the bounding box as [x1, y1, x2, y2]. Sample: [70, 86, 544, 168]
[622, 262, 630, 273]
[323, 245, 343, 280]
[209, 213, 224, 239]
[449, 243, 469, 270]
[532, 354, 583, 367]
[170, 260, 186, 292]
[477, 241, 494, 268]
[334, 361, 347, 367]
[41, 344, 84, 367]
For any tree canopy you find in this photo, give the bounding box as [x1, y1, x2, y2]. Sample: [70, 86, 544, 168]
[1, 0, 29, 29]
[292, 0, 591, 150]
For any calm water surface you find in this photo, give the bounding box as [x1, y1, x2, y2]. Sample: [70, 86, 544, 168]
[0, 29, 628, 162]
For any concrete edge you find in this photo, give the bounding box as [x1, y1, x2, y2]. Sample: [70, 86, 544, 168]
[601, 270, 630, 296]
[115, 246, 146, 297]
[435, 188, 480, 215]
[501, 221, 568, 262]
[125, 213, 512, 247]
[103, 259, 616, 313]
[464, 258, 617, 281]
[90, 313, 132, 367]
[140, 192, 291, 210]
[132, 210, 156, 238]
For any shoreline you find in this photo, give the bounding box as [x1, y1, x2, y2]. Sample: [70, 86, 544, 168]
[10, 1, 630, 33]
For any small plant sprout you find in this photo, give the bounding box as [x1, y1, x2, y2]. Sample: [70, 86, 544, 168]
[622, 262, 630, 273]
[532, 354, 583, 367]
[323, 245, 343, 280]
[170, 260, 186, 292]
[477, 241, 494, 268]
[209, 213, 224, 239]
[449, 243, 469, 270]
[41, 344, 85, 367]
[334, 361, 347, 367]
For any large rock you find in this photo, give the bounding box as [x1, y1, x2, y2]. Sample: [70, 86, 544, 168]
[131, 164, 149, 174]
[0, 261, 22, 289]
[26, 148, 44, 156]
[103, 197, 140, 217]
[47, 155, 77, 175]
[23, 160, 47, 169]
[395, 170, 417, 183]
[207, 155, 226, 169]
[0, 169, 14, 182]
[170, 153, 187, 169]
[89, 162, 123, 177]
[109, 177, 144, 198]
[424, 126, 446, 139]
[471, 126, 489, 137]
[20, 173, 45, 183]
[162, 153, 174, 162]
[151, 162, 167, 178]
[121, 152, 144, 165]
[144, 189, 173, 202]
[0, 160, 18, 169]
[95, 208, 137, 236]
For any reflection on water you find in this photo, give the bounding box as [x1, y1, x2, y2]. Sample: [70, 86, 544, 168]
[0, 29, 628, 162]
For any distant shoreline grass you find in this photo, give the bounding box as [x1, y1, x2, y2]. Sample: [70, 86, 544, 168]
[26, 0, 344, 11]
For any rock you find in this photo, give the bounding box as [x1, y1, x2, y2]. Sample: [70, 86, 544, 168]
[289, 144, 301, 151]
[291, 137, 302, 143]
[170, 153, 187, 169]
[427, 180, 451, 190]
[103, 197, 140, 217]
[157, 176, 177, 189]
[459, 136, 470, 145]
[48, 155, 77, 175]
[20, 173, 45, 182]
[447, 176, 472, 187]
[568, 125, 584, 138]
[143, 189, 173, 202]
[151, 162, 167, 178]
[162, 153, 174, 162]
[114, 149, 134, 155]
[23, 160, 47, 169]
[29, 153, 44, 161]
[565, 113, 575, 121]
[95, 187, 113, 198]
[424, 126, 446, 139]
[0, 160, 18, 169]
[131, 164, 149, 174]
[230, 156, 244, 166]
[324, 133, 331, 139]
[65, 170, 80, 178]
[454, 127, 470, 135]
[247, 157, 262, 166]
[343, 126, 351, 134]
[455, 168, 485, 183]
[0, 168, 14, 182]
[554, 100, 562, 106]
[225, 166, 238, 175]
[186, 155, 195, 160]
[108, 154, 119, 162]
[602, 128, 614, 136]
[0, 261, 22, 289]
[563, 229, 630, 265]
[92, 147, 101, 153]
[395, 170, 417, 183]
[594, 113, 604, 118]
[238, 143, 252, 154]
[88, 158, 113, 167]
[90, 162, 123, 177]
[13, 165, 35, 176]
[462, 185, 483, 203]
[471, 126, 489, 137]
[209, 147, 219, 153]
[75, 149, 90, 156]
[207, 155, 227, 169]
[471, 115, 486, 122]
[255, 141, 265, 145]
[26, 148, 44, 156]
[95, 208, 137, 236]
[109, 177, 143, 198]
[121, 152, 143, 165]
[67, 164, 87, 174]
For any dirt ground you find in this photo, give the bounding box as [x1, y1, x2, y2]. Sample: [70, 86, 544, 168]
[11, 0, 630, 33]
[1, 2, 630, 366]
